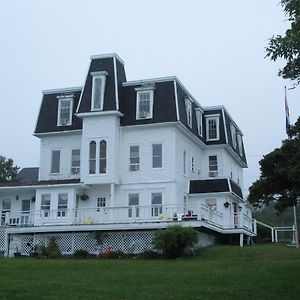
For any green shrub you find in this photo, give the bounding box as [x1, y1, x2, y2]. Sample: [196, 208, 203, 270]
[38, 237, 61, 258]
[153, 225, 198, 259]
[96, 249, 126, 259]
[73, 249, 90, 259]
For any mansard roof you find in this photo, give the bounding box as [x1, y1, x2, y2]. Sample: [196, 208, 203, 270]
[35, 88, 82, 135]
[34, 53, 247, 166]
[189, 179, 243, 199]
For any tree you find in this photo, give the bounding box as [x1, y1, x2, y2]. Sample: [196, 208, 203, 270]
[266, 0, 300, 86]
[248, 117, 300, 212]
[153, 225, 198, 259]
[0, 155, 19, 183]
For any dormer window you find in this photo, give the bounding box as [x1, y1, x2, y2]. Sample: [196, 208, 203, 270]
[91, 71, 108, 111]
[195, 108, 203, 136]
[230, 124, 237, 149]
[237, 133, 243, 156]
[185, 98, 192, 128]
[57, 96, 73, 126]
[205, 115, 220, 141]
[136, 86, 154, 120]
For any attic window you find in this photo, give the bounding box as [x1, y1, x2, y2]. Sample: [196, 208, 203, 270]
[205, 115, 220, 141]
[91, 71, 108, 111]
[185, 98, 192, 127]
[237, 133, 243, 156]
[195, 108, 203, 136]
[57, 96, 73, 126]
[230, 124, 237, 149]
[135, 86, 154, 120]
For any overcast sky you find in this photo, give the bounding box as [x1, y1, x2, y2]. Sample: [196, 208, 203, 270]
[0, 0, 299, 194]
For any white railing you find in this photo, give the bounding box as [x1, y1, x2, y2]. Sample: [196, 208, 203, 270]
[1, 204, 255, 233]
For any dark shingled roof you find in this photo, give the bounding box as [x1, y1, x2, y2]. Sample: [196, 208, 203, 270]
[16, 167, 39, 184]
[35, 90, 82, 134]
[189, 179, 243, 199]
[0, 167, 80, 187]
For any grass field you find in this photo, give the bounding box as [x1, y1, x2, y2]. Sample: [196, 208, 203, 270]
[0, 244, 299, 300]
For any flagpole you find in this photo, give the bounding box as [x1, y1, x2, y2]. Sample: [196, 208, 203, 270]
[285, 86, 299, 248]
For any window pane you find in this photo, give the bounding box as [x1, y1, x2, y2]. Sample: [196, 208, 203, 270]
[138, 92, 151, 118]
[93, 77, 102, 110]
[100, 140, 107, 174]
[21, 199, 30, 212]
[130, 146, 139, 171]
[151, 193, 162, 205]
[59, 99, 71, 125]
[152, 144, 162, 168]
[208, 119, 218, 140]
[209, 156, 218, 177]
[58, 194, 68, 208]
[89, 141, 96, 174]
[51, 150, 60, 173]
[2, 199, 11, 210]
[41, 194, 51, 209]
[71, 149, 80, 174]
[129, 194, 139, 206]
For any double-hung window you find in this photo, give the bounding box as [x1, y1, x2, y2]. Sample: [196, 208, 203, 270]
[129, 145, 140, 171]
[41, 194, 51, 217]
[128, 194, 139, 218]
[208, 155, 218, 177]
[57, 193, 68, 217]
[99, 140, 107, 174]
[185, 98, 192, 127]
[71, 149, 80, 174]
[91, 71, 107, 111]
[136, 86, 154, 120]
[51, 150, 60, 174]
[152, 144, 162, 168]
[237, 133, 243, 156]
[89, 141, 96, 174]
[196, 108, 203, 136]
[206, 115, 220, 141]
[151, 192, 163, 217]
[231, 124, 237, 149]
[57, 96, 73, 126]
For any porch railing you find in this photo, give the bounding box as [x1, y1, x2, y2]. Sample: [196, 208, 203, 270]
[1, 204, 255, 233]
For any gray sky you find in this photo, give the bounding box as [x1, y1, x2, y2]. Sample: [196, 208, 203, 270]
[1, 0, 299, 194]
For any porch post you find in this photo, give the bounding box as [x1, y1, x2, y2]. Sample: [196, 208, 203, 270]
[247, 235, 251, 245]
[275, 230, 278, 243]
[271, 228, 274, 242]
[110, 183, 115, 222]
[239, 233, 244, 247]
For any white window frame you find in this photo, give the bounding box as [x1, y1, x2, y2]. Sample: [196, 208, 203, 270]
[71, 149, 80, 174]
[41, 194, 51, 218]
[152, 143, 162, 169]
[128, 193, 139, 218]
[57, 96, 73, 126]
[57, 193, 68, 217]
[205, 115, 220, 141]
[185, 98, 192, 128]
[231, 124, 237, 149]
[208, 155, 218, 177]
[91, 71, 108, 111]
[237, 133, 243, 156]
[151, 192, 163, 217]
[129, 145, 140, 171]
[195, 108, 203, 136]
[50, 150, 61, 174]
[135, 87, 154, 120]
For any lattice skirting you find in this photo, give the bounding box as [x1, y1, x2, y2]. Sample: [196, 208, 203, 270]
[0, 229, 6, 254]
[10, 230, 156, 256]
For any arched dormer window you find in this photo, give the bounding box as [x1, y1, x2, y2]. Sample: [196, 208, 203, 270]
[99, 140, 107, 174]
[89, 141, 96, 174]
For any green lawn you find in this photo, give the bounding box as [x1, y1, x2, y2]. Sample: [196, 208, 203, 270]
[0, 244, 299, 300]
